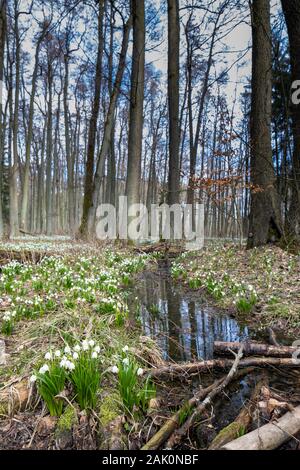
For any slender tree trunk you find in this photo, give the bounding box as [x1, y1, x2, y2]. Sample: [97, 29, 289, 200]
[0, 0, 6, 237]
[87, 16, 132, 232]
[167, 0, 180, 207]
[10, 2, 20, 238]
[63, 52, 75, 233]
[79, 0, 105, 237]
[247, 0, 282, 248]
[106, 5, 116, 206]
[20, 29, 46, 231]
[46, 63, 53, 235]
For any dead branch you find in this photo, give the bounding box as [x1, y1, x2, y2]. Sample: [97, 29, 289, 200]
[222, 405, 300, 450]
[165, 345, 244, 449]
[149, 357, 300, 379]
[214, 341, 297, 358]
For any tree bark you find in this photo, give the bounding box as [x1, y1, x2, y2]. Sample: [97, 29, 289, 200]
[126, 0, 145, 222]
[20, 27, 47, 231]
[247, 0, 282, 248]
[167, 0, 180, 208]
[87, 16, 132, 233]
[79, 0, 105, 237]
[281, 0, 300, 240]
[0, 0, 6, 237]
[10, 0, 21, 238]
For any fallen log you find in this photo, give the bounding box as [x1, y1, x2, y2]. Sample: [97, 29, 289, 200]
[214, 341, 297, 358]
[222, 405, 300, 450]
[141, 367, 255, 451]
[209, 373, 268, 450]
[149, 357, 299, 379]
[165, 346, 244, 449]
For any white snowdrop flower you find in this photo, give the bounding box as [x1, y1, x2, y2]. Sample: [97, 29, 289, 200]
[44, 352, 52, 360]
[74, 344, 81, 352]
[39, 364, 49, 374]
[64, 346, 71, 354]
[111, 365, 119, 374]
[73, 352, 79, 360]
[67, 361, 75, 371]
[82, 340, 89, 351]
[137, 368, 144, 376]
[55, 350, 61, 357]
[94, 345, 101, 353]
[88, 340, 95, 347]
[91, 351, 98, 359]
[30, 374, 37, 383]
[122, 345, 129, 353]
[60, 359, 67, 368]
[122, 358, 129, 366]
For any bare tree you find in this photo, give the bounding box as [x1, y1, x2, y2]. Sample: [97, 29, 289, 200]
[126, 0, 145, 216]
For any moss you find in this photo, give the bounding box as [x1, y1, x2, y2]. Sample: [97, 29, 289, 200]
[56, 405, 78, 433]
[98, 392, 121, 427]
[266, 303, 290, 318]
[210, 422, 244, 449]
[0, 402, 8, 416]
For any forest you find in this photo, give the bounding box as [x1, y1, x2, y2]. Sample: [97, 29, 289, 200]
[0, 0, 300, 456]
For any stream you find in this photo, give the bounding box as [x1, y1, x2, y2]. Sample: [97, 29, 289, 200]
[130, 260, 295, 447]
[133, 260, 257, 362]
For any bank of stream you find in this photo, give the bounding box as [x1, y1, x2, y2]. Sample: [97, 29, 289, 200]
[130, 259, 298, 449]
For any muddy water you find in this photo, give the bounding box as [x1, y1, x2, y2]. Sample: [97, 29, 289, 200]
[133, 261, 255, 362]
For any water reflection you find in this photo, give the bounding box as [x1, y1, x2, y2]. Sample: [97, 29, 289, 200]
[135, 271, 249, 362]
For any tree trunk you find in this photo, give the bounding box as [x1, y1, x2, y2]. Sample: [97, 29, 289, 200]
[247, 0, 282, 248]
[10, 2, 21, 238]
[63, 52, 75, 233]
[167, 0, 180, 208]
[87, 16, 132, 233]
[79, 0, 105, 237]
[281, 0, 300, 240]
[126, 0, 145, 228]
[0, 0, 6, 238]
[45, 62, 53, 235]
[20, 28, 46, 231]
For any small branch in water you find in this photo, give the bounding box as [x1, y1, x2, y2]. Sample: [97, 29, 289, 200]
[209, 372, 269, 450]
[164, 345, 244, 449]
[141, 366, 254, 450]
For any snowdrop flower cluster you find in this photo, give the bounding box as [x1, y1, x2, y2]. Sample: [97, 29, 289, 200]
[2, 310, 16, 322]
[0, 249, 149, 335]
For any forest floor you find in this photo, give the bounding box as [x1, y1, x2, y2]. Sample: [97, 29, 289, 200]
[171, 243, 300, 337]
[0, 240, 299, 450]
